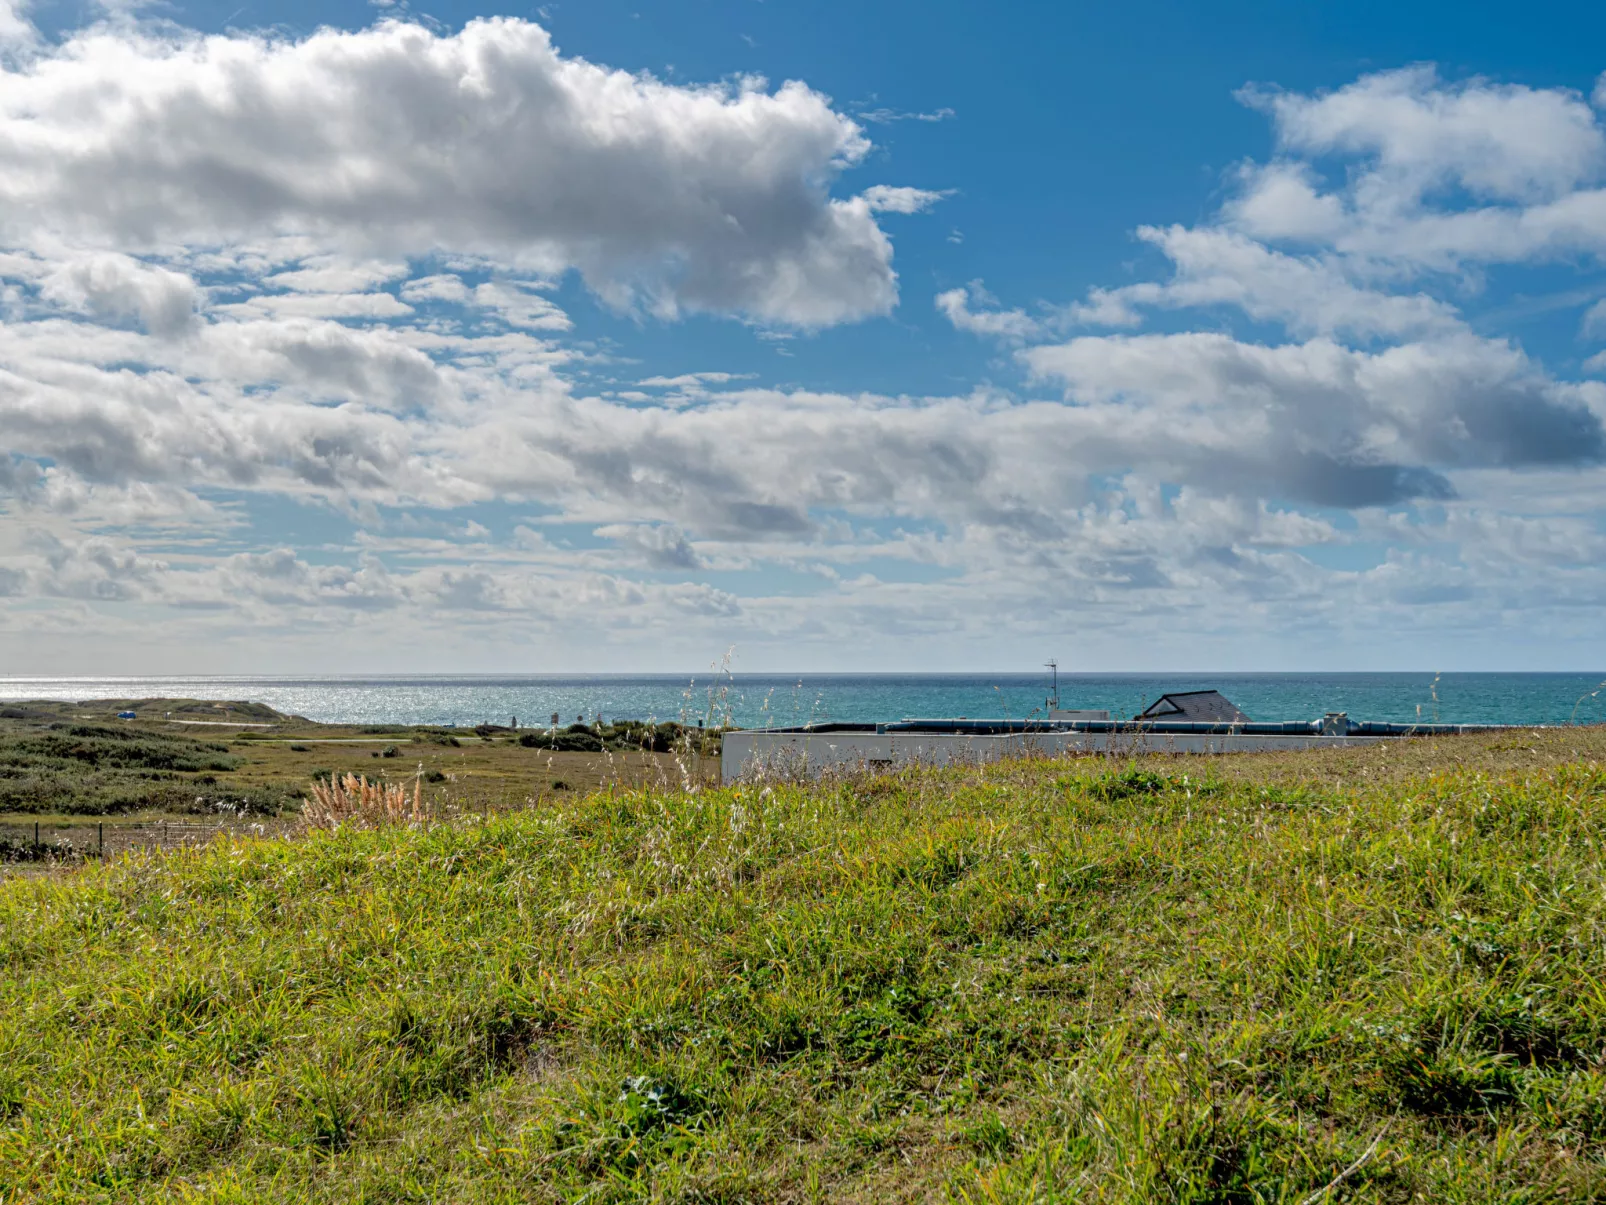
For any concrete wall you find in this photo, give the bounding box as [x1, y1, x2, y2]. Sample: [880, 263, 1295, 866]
[721, 729, 1389, 783]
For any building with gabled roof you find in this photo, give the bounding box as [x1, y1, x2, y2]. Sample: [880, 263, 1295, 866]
[1136, 690, 1249, 723]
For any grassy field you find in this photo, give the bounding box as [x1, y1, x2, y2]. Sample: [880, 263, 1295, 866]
[0, 701, 721, 850]
[5, 729, 1606, 1201]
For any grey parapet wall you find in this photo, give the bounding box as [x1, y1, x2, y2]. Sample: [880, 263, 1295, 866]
[720, 714, 1532, 783]
[719, 728, 1394, 784]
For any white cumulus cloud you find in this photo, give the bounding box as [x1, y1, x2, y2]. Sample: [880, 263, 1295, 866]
[38, 252, 201, 338]
[936, 281, 1044, 341]
[0, 17, 912, 326]
[861, 185, 949, 214]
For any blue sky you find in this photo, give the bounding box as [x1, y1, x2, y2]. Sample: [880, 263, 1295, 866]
[0, 0, 1604, 672]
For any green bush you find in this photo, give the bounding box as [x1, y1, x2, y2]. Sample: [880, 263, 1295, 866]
[520, 729, 603, 752]
[517, 721, 719, 755]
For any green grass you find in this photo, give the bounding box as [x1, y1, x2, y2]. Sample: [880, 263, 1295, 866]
[6, 751, 1606, 1201]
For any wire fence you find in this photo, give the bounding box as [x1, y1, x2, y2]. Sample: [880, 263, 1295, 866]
[0, 819, 269, 862]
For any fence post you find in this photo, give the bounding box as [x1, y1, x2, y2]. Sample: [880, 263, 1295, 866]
[98, 823, 104, 858]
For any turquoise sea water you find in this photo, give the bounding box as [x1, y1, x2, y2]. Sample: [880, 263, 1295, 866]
[0, 673, 1603, 728]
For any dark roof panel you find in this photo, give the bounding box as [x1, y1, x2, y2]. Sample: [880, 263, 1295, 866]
[1137, 690, 1250, 723]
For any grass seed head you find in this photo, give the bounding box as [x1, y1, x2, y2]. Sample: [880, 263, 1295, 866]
[300, 771, 428, 831]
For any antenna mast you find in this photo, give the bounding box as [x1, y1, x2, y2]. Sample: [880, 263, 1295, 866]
[1045, 659, 1059, 711]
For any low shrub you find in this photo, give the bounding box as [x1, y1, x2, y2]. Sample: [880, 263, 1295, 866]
[521, 730, 603, 753]
[517, 721, 720, 755]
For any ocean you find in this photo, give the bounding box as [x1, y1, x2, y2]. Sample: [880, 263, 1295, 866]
[0, 672, 1602, 728]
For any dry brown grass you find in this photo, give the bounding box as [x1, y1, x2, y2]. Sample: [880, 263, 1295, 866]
[301, 771, 428, 830]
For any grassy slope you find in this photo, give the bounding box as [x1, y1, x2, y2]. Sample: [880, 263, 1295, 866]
[6, 742, 1606, 1202]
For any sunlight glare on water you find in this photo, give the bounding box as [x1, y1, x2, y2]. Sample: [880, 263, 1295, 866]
[0, 673, 1602, 728]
